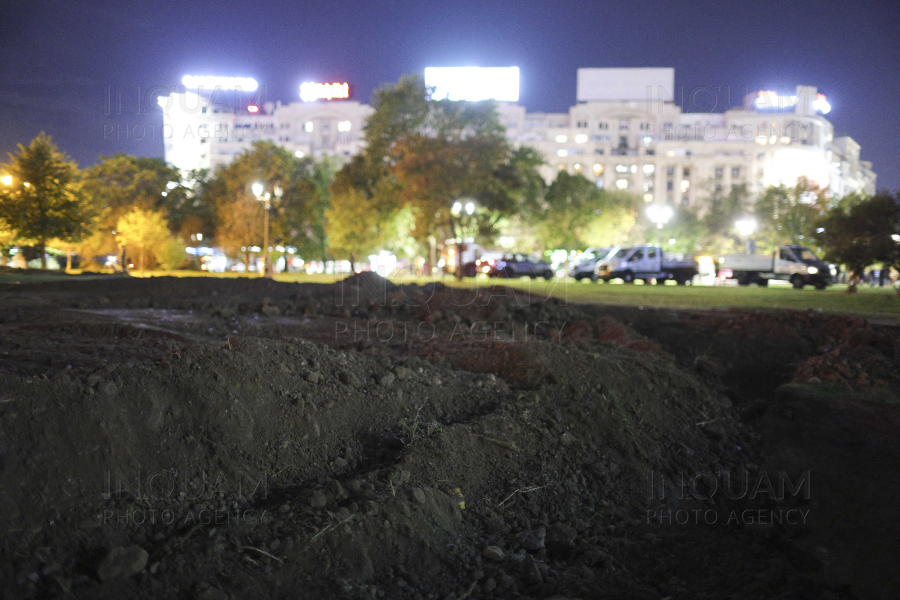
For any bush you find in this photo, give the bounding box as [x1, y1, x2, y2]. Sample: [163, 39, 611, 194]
[155, 238, 190, 271]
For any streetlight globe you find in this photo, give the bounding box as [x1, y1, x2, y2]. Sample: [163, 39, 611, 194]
[647, 204, 672, 225]
[735, 218, 757, 237]
[465, 202, 475, 215]
[274, 184, 283, 198]
[451, 201, 462, 215]
[252, 182, 264, 197]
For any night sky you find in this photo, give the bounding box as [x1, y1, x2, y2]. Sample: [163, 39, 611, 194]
[1, 0, 898, 191]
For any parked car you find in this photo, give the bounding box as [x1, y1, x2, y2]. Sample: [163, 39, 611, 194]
[568, 247, 610, 281]
[717, 245, 833, 289]
[488, 253, 554, 279]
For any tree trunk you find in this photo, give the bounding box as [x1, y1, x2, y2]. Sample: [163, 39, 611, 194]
[40, 238, 47, 269]
[121, 246, 127, 273]
[139, 247, 145, 274]
[456, 241, 464, 281]
[66, 245, 72, 272]
[349, 251, 356, 273]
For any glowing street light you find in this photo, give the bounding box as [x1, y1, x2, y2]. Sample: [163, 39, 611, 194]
[0, 175, 11, 186]
[735, 217, 758, 253]
[735, 218, 757, 237]
[252, 182, 283, 278]
[450, 200, 477, 280]
[647, 204, 673, 246]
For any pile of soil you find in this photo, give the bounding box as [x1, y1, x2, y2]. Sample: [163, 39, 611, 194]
[1, 272, 898, 598]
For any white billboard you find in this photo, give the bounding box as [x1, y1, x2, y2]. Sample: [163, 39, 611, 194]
[576, 68, 674, 102]
[424, 67, 519, 102]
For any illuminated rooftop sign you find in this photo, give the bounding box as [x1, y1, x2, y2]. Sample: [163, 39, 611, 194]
[753, 88, 831, 114]
[299, 82, 350, 102]
[182, 75, 259, 91]
[813, 93, 831, 114]
[424, 67, 520, 102]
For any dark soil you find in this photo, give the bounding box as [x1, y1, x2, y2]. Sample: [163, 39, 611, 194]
[1, 272, 898, 599]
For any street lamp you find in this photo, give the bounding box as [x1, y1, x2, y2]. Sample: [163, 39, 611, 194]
[0, 175, 11, 186]
[647, 204, 673, 247]
[450, 200, 477, 279]
[735, 217, 757, 254]
[252, 182, 283, 278]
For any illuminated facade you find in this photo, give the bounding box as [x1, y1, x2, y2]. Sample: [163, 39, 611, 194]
[160, 69, 875, 204]
[159, 90, 372, 173]
[499, 69, 876, 207]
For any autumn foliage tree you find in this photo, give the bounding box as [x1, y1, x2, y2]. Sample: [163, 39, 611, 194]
[0, 133, 90, 268]
[115, 208, 170, 273]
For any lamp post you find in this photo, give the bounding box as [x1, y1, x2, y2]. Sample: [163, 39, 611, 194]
[252, 182, 283, 278]
[735, 217, 757, 254]
[647, 204, 673, 247]
[451, 200, 476, 280]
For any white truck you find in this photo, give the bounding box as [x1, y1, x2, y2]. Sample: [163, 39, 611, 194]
[595, 245, 698, 285]
[568, 247, 610, 281]
[717, 245, 833, 289]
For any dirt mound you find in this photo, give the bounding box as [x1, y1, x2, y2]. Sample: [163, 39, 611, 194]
[0, 324, 773, 599]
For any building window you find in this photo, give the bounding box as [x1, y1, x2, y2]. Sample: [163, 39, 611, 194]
[595, 148, 605, 155]
[596, 179, 604, 189]
[577, 120, 588, 129]
[666, 166, 674, 176]
[598, 122, 608, 130]
[558, 164, 566, 171]
[715, 167, 723, 178]
[615, 164, 629, 173]
[682, 168, 690, 178]
[715, 183, 723, 192]
[620, 120, 629, 130]
[593, 164, 604, 174]
[666, 180, 674, 191]
[575, 134, 588, 143]
[731, 166, 740, 178]
[304, 122, 314, 132]
[616, 179, 628, 189]
[643, 164, 655, 175]
[574, 163, 582, 172]
[555, 134, 568, 143]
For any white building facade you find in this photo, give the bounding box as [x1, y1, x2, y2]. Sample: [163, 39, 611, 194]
[159, 91, 373, 173]
[160, 69, 876, 206]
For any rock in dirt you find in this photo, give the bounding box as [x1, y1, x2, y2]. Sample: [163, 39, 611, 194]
[482, 546, 505, 561]
[97, 545, 148, 580]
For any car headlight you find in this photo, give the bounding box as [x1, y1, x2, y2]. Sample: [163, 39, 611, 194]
[619, 261, 628, 269]
[807, 266, 818, 274]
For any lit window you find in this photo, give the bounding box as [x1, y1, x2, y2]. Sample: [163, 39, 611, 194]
[780, 136, 790, 144]
[593, 163, 603, 174]
[643, 193, 653, 202]
[596, 179, 604, 189]
[555, 135, 568, 143]
[630, 165, 637, 174]
[769, 135, 777, 144]
[574, 163, 582, 172]
[305, 122, 314, 132]
[756, 135, 767, 145]
[337, 121, 351, 132]
[295, 151, 305, 158]
[615, 164, 629, 173]
[616, 179, 628, 189]
[558, 164, 567, 171]
[575, 134, 588, 143]
[557, 149, 568, 157]
[643, 164, 655, 175]
[680, 180, 690, 192]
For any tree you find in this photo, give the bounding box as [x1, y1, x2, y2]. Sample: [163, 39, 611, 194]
[79, 154, 189, 266]
[0, 133, 88, 268]
[755, 177, 828, 249]
[116, 208, 170, 273]
[334, 74, 543, 276]
[0, 218, 17, 266]
[536, 171, 598, 252]
[202, 141, 330, 271]
[815, 192, 900, 286]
